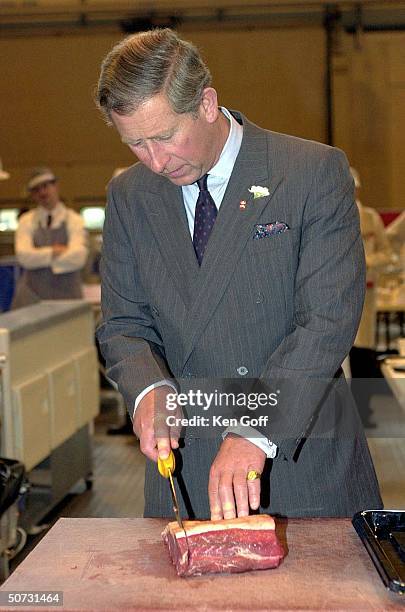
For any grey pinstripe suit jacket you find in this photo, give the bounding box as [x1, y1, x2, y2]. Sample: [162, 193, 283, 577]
[97, 112, 382, 518]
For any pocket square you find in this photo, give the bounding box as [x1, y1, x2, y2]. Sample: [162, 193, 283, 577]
[253, 221, 290, 240]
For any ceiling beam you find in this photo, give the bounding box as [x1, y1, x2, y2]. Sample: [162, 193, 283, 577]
[1, 1, 405, 32]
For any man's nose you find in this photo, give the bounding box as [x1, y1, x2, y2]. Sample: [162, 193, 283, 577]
[147, 142, 169, 174]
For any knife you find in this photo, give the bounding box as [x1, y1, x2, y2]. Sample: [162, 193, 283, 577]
[157, 450, 185, 531]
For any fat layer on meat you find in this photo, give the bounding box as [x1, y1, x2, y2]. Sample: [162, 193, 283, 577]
[162, 514, 284, 577]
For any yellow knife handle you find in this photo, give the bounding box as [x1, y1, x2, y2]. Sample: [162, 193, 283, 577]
[157, 450, 176, 478]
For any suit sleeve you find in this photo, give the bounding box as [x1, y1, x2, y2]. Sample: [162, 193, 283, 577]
[256, 148, 366, 459]
[97, 183, 173, 413]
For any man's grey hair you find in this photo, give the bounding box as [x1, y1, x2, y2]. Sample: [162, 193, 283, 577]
[96, 28, 212, 123]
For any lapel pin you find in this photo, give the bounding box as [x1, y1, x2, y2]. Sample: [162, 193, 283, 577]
[239, 200, 247, 210]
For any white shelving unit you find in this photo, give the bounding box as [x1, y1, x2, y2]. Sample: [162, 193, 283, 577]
[0, 301, 99, 536]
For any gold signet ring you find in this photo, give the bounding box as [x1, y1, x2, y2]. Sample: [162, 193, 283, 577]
[247, 470, 261, 481]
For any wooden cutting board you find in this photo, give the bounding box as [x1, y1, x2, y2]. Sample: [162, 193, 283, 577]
[0, 518, 403, 610]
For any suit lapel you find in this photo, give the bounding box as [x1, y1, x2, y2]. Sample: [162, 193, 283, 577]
[181, 118, 284, 368]
[141, 177, 199, 307]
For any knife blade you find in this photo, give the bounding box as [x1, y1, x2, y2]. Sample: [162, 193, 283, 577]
[158, 451, 185, 531]
[167, 467, 185, 530]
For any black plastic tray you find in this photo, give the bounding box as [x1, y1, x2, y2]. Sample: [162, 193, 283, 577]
[352, 510, 405, 594]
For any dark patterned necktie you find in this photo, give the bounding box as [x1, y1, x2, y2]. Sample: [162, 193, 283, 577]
[193, 174, 217, 265]
[46, 214, 52, 228]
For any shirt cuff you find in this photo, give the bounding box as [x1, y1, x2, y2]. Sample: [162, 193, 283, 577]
[222, 425, 278, 459]
[132, 380, 177, 420]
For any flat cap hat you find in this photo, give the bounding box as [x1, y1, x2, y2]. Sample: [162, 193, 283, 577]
[27, 167, 57, 191]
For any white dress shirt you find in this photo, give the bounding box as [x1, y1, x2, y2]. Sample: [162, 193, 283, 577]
[182, 106, 243, 232]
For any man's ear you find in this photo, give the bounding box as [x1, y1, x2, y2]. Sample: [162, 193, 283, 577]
[200, 87, 219, 123]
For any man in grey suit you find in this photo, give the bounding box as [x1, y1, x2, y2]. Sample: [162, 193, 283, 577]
[96, 28, 382, 519]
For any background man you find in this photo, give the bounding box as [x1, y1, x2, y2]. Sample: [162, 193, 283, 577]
[12, 167, 88, 308]
[386, 209, 405, 264]
[349, 167, 393, 428]
[96, 28, 382, 519]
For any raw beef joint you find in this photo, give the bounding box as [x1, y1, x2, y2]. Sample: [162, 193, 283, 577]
[162, 514, 284, 577]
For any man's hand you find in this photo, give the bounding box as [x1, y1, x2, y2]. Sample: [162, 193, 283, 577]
[52, 244, 67, 257]
[209, 434, 265, 520]
[133, 386, 182, 463]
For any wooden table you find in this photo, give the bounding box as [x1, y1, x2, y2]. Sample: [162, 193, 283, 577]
[0, 518, 403, 610]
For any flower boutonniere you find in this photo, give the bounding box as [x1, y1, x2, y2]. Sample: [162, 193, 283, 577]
[248, 185, 270, 199]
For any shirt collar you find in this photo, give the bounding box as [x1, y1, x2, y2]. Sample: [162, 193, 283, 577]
[207, 107, 243, 184]
[37, 201, 66, 226]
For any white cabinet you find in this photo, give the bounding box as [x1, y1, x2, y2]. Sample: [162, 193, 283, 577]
[0, 301, 100, 528]
[12, 374, 51, 471]
[74, 347, 99, 427]
[47, 361, 78, 450]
